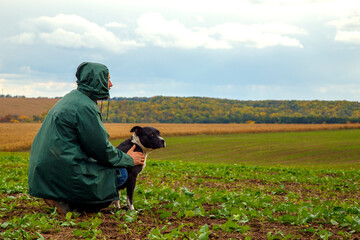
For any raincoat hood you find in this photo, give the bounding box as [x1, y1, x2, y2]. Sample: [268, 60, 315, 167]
[76, 62, 109, 100]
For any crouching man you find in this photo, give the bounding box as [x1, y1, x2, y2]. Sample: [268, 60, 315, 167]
[28, 62, 144, 214]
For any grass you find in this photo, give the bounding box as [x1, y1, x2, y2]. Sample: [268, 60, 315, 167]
[0, 151, 359, 239]
[1, 129, 360, 238]
[113, 129, 360, 169]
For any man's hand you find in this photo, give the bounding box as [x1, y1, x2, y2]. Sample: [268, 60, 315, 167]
[126, 145, 145, 166]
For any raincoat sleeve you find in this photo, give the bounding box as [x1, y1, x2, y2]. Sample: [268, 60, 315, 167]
[76, 103, 135, 168]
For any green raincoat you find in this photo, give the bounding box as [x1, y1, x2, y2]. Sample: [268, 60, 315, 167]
[28, 62, 134, 204]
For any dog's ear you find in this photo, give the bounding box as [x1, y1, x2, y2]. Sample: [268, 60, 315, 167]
[130, 126, 142, 134]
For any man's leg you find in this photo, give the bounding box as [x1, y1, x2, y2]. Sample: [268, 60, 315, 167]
[116, 168, 128, 187]
[65, 168, 128, 213]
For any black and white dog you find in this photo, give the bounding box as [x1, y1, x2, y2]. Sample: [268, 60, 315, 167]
[114, 126, 165, 210]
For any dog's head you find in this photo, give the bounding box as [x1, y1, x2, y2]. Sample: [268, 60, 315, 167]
[130, 126, 166, 150]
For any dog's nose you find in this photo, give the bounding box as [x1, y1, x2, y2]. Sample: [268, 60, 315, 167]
[161, 139, 166, 147]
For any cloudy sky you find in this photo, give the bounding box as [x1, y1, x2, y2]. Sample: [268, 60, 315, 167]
[1, 0, 360, 100]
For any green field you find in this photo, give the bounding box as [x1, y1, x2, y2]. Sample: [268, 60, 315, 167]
[1, 130, 360, 239]
[114, 129, 360, 169]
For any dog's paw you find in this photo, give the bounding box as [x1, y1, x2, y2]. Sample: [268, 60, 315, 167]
[128, 204, 135, 211]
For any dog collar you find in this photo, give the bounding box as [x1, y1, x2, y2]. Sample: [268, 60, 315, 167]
[131, 134, 154, 155]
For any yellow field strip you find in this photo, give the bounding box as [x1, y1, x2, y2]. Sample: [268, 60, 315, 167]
[1, 123, 360, 152]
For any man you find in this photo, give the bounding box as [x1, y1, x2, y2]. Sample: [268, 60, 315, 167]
[28, 62, 144, 214]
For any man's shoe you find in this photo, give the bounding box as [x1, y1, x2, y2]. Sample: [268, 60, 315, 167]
[43, 199, 70, 215]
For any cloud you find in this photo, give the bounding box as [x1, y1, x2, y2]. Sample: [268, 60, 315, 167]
[212, 83, 285, 99]
[315, 84, 360, 95]
[19, 66, 33, 73]
[136, 12, 306, 49]
[0, 73, 76, 97]
[8, 33, 35, 45]
[195, 16, 205, 23]
[105, 22, 127, 28]
[12, 14, 142, 52]
[334, 31, 360, 44]
[9, 12, 307, 52]
[208, 22, 306, 48]
[112, 77, 189, 97]
[328, 12, 360, 45]
[136, 12, 231, 49]
[209, 82, 360, 101]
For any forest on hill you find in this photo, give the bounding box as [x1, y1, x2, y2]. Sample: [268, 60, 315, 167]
[1, 96, 360, 123]
[105, 96, 360, 124]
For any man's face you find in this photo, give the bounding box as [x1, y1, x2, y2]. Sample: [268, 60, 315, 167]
[108, 74, 113, 90]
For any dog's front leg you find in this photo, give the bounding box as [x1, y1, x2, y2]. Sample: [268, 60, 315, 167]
[127, 197, 135, 211]
[126, 175, 137, 211]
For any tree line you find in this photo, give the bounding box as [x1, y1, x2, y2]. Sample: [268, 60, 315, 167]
[105, 96, 360, 124]
[2, 96, 360, 123]
[0, 114, 47, 123]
